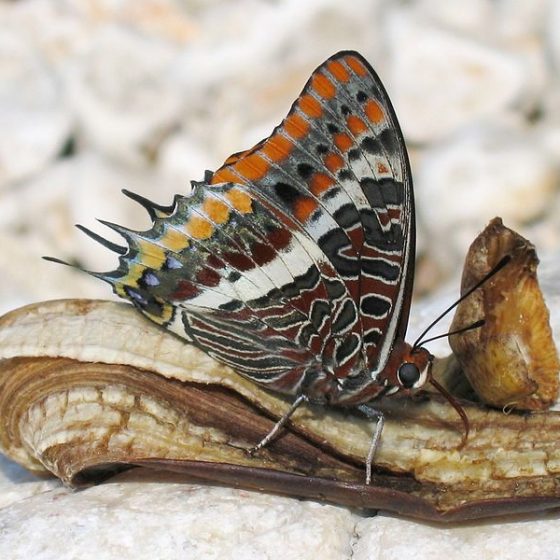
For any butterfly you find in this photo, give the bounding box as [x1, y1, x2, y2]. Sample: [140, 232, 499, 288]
[50, 51, 468, 483]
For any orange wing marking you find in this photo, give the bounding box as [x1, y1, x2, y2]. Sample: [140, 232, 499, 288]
[346, 115, 367, 135]
[310, 173, 335, 196]
[334, 133, 353, 152]
[234, 153, 270, 181]
[345, 55, 368, 77]
[299, 94, 323, 118]
[284, 113, 310, 139]
[311, 72, 336, 100]
[261, 134, 294, 163]
[327, 60, 350, 83]
[365, 99, 385, 124]
[324, 152, 344, 173]
[294, 197, 319, 222]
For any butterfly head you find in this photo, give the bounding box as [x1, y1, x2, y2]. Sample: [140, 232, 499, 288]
[396, 346, 432, 392]
[377, 340, 432, 395]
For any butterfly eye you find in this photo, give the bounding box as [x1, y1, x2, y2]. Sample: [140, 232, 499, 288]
[397, 362, 421, 389]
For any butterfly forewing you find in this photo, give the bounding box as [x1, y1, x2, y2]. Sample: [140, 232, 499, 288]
[97, 51, 414, 405]
[209, 52, 414, 389]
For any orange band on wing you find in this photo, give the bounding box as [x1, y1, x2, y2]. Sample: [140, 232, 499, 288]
[284, 113, 310, 139]
[327, 60, 350, 82]
[211, 167, 242, 185]
[262, 134, 293, 162]
[234, 153, 270, 181]
[365, 99, 384, 124]
[186, 216, 214, 239]
[311, 73, 336, 100]
[324, 152, 344, 173]
[346, 115, 367, 135]
[294, 197, 319, 222]
[299, 94, 323, 118]
[310, 172, 335, 195]
[345, 55, 368, 77]
[334, 133, 353, 152]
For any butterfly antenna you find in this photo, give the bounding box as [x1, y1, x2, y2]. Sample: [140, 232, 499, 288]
[412, 254, 511, 350]
[414, 319, 485, 347]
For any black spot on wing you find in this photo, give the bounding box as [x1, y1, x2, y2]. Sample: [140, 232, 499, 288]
[274, 182, 300, 204]
[361, 294, 391, 318]
[363, 328, 382, 347]
[360, 177, 401, 207]
[335, 333, 360, 366]
[297, 163, 314, 179]
[331, 299, 357, 334]
[361, 259, 400, 281]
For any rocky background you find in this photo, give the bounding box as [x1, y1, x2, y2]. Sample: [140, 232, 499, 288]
[1, 0, 560, 558]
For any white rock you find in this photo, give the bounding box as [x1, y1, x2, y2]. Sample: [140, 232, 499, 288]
[64, 26, 184, 166]
[0, 469, 357, 560]
[0, 29, 72, 188]
[171, 0, 387, 166]
[386, 8, 543, 143]
[415, 0, 548, 40]
[414, 121, 558, 273]
[157, 131, 216, 187]
[546, 0, 560, 73]
[64, 0, 196, 45]
[353, 513, 560, 560]
[0, 454, 59, 510]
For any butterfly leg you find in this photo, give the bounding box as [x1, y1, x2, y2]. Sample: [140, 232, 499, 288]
[249, 394, 309, 454]
[357, 404, 385, 485]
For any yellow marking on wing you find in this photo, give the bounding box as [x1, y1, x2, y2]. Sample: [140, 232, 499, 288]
[137, 238, 167, 269]
[203, 197, 230, 224]
[186, 215, 214, 239]
[225, 188, 253, 214]
[159, 227, 191, 252]
[115, 262, 146, 292]
[143, 301, 174, 325]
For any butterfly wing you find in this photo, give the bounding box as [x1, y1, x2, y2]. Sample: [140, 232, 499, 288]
[209, 51, 415, 392]
[93, 51, 414, 403]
